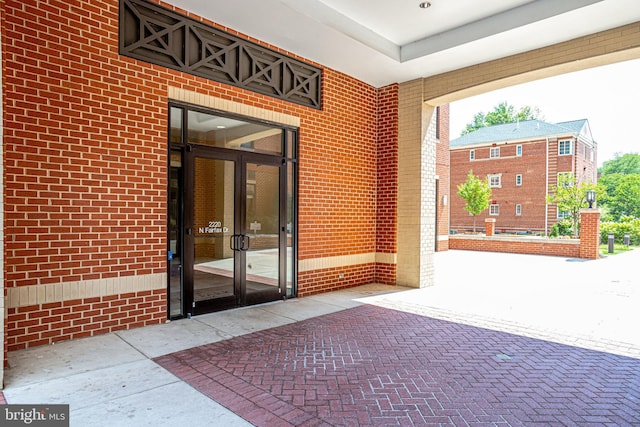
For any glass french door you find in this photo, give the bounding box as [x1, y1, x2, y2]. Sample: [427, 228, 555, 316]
[168, 104, 297, 319]
[181, 147, 285, 315]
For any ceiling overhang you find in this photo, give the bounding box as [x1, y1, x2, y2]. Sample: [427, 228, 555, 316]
[280, 0, 605, 63]
[165, 0, 640, 87]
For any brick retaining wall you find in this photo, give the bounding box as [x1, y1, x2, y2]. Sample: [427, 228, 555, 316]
[449, 235, 581, 258]
[450, 209, 601, 259]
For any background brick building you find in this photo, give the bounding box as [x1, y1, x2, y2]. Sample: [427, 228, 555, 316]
[450, 119, 597, 234]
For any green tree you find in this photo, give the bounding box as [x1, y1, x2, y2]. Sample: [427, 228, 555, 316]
[457, 171, 492, 232]
[597, 173, 623, 209]
[546, 174, 600, 236]
[597, 153, 640, 220]
[606, 174, 640, 219]
[462, 102, 543, 135]
[599, 152, 640, 175]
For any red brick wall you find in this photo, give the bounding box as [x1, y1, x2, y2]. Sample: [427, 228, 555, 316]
[575, 140, 598, 185]
[297, 69, 377, 261]
[450, 236, 581, 258]
[451, 208, 600, 259]
[6, 290, 165, 350]
[548, 137, 597, 222]
[298, 264, 376, 297]
[436, 104, 450, 251]
[2, 0, 383, 349]
[451, 140, 549, 233]
[375, 84, 399, 284]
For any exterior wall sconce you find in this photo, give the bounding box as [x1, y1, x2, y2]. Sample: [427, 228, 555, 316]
[586, 189, 596, 208]
[442, 195, 447, 206]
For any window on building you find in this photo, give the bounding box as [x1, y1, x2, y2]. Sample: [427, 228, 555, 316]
[557, 209, 570, 219]
[558, 139, 573, 155]
[488, 174, 501, 188]
[558, 172, 574, 187]
[469, 149, 475, 161]
[516, 174, 522, 186]
[516, 204, 522, 216]
[590, 149, 594, 162]
[490, 147, 500, 158]
[516, 145, 522, 156]
[490, 204, 500, 216]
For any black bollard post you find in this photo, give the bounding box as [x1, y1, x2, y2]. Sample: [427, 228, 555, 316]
[608, 233, 615, 253]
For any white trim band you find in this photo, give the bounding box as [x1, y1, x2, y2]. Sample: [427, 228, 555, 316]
[299, 252, 397, 272]
[168, 87, 300, 128]
[7, 273, 166, 309]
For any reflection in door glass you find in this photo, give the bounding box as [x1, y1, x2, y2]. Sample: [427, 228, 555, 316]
[286, 161, 294, 297]
[169, 150, 182, 317]
[170, 107, 183, 144]
[187, 111, 283, 155]
[245, 163, 281, 301]
[193, 158, 235, 303]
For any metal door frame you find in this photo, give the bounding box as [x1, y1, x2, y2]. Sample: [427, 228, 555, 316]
[185, 147, 287, 315]
[167, 103, 297, 319]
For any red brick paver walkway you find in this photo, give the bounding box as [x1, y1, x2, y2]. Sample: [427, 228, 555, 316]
[155, 305, 640, 426]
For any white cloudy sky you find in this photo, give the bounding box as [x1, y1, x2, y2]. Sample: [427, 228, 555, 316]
[449, 58, 640, 166]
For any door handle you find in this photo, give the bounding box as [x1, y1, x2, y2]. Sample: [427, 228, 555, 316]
[230, 234, 250, 251]
[241, 235, 250, 251]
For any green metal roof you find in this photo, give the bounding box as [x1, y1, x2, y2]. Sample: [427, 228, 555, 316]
[450, 119, 588, 148]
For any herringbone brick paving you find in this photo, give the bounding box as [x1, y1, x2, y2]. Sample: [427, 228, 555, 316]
[155, 305, 640, 426]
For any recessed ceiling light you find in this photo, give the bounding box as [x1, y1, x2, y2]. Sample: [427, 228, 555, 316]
[419, 2, 431, 8]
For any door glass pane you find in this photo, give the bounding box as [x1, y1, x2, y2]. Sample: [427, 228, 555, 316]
[193, 158, 235, 302]
[169, 151, 182, 317]
[170, 107, 183, 143]
[187, 111, 283, 155]
[286, 129, 295, 158]
[245, 163, 280, 298]
[286, 161, 294, 297]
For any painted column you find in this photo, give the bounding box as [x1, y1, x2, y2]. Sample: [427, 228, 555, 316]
[397, 80, 436, 288]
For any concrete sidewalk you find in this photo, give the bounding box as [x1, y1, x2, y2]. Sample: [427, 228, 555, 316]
[2, 249, 639, 426]
[374, 248, 640, 358]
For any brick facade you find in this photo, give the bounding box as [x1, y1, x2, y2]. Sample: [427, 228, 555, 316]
[0, 0, 414, 350]
[375, 84, 399, 284]
[451, 134, 596, 234]
[7, 289, 165, 350]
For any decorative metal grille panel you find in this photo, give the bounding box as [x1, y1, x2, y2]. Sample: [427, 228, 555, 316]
[120, 0, 322, 109]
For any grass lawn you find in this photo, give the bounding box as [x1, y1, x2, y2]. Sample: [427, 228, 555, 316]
[599, 243, 636, 256]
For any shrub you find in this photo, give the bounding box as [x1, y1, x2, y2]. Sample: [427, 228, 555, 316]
[550, 220, 574, 237]
[600, 216, 640, 245]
